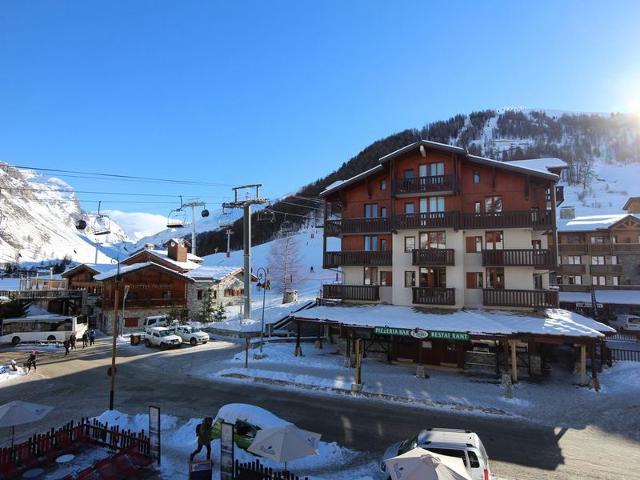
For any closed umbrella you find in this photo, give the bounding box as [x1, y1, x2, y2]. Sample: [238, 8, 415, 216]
[0, 401, 53, 447]
[384, 447, 472, 480]
[248, 424, 321, 470]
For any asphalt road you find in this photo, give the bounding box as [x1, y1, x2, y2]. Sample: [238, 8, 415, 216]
[1, 339, 639, 479]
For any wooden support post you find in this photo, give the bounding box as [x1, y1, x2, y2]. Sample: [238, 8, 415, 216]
[344, 330, 351, 366]
[244, 337, 249, 368]
[579, 344, 587, 386]
[294, 321, 302, 357]
[510, 340, 518, 384]
[591, 342, 599, 390]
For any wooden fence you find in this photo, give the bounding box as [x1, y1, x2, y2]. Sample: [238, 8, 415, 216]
[0, 417, 150, 471]
[610, 349, 640, 362]
[236, 459, 308, 480]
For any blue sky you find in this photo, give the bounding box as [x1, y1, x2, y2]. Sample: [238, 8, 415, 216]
[1, 0, 639, 230]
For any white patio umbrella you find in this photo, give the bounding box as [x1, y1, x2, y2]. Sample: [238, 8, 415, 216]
[0, 400, 53, 447]
[248, 424, 321, 470]
[384, 447, 472, 480]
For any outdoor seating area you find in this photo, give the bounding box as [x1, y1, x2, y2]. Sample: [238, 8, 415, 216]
[0, 417, 152, 480]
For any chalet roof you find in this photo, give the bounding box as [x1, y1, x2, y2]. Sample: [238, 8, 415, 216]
[94, 261, 193, 282]
[163, 238, 191, 247]
[186, 265, 243, 282]
[623, 197, 640, 210]
[320, 140, 559, 197]
[61, 263, 113, 278]
[124, 248, 202, 270]
[557, 213, 640, 232]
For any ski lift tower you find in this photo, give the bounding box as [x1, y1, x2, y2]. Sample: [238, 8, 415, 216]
[222, 185, 268, 321]
[181, 199, 208, 256]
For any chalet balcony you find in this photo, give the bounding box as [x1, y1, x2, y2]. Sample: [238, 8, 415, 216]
[589, 243, 613, 255]
[613, 243, 640, 254]
[412, 287, 456, 305]
[482, 249, 556, 268]
[103, 298, 186, 309]
[392, 175, 455, 196]
[325, 217, 391, 236]
[393, 212, 460, 230]
[558, 243, 589, 254]
[412, 249, 455, 266]
[556, 264, 586, 275]
[461, 210, 554, 230]
[589, 264, 623, 275]
[322, 284, 380, 302]
[323, 250, 392, 268]
[482, 288, 559, 308]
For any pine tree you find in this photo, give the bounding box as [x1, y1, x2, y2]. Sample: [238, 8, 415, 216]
[199, 289, 215, 324]
[212, 303, 227, 322]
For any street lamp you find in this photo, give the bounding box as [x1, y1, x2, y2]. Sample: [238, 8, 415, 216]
[256, 267, 269, 354]
[109, 257, 121, 411]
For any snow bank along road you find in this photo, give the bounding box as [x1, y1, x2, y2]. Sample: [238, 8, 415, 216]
[0, 339, 638, 480]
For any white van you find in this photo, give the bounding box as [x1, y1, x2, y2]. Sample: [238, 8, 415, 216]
[143, 315, 170, 332]
[381, 428, 491, 480]
[610, 314, 640, 332]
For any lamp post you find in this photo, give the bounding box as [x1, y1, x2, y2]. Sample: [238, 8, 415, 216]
[109, 257, 121, 411]
[256, 267, 269, 354]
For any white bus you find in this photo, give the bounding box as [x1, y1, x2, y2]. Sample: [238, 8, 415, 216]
[0, 315, 88, 345]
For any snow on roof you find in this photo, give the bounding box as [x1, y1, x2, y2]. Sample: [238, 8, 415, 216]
[467, 154, 559, 180]
[295, 304, 613, 338]
[215, 403, 291, 429]
[62, 263, 113, 277]
[560, 289, 640, 306]
[186, 265, 242, 281]
[126, 248, 202, 270]
[378, 140, 466, 163]
[319, 164, 384, 197]
[557, 213, 637, 232]
[94, 261, 191, 281]
[505, 158, 568, 173]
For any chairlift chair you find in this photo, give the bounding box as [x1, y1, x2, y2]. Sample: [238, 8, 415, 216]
[92, 201, 111, 236]
[279, 215, 295, 236]
[258, 209, 275, 223]
[166, 208, 187, 228]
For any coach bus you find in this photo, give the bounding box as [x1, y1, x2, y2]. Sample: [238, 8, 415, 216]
[0, 315, 88, 345]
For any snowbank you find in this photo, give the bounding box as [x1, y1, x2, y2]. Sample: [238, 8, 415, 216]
[214, 403, 291, 429]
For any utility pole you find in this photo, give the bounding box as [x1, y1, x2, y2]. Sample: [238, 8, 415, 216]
[109, 260, 121, 411]
[182, 200, 206, 256]
[222, 185, 268, 320]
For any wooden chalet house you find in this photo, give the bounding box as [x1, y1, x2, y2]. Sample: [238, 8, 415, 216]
[321, 140, 565, 310]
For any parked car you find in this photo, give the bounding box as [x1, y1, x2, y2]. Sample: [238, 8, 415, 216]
[380, 428, 491, 480]
[144, 327, 182, 349]
[170, 325, 209, 346]
[610, 314, 640, 332]
[143, 315, 171, 333]
[210, 403, 293, 451]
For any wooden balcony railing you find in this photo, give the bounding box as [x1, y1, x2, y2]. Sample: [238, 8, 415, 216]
[589, 243, 613, 255]
[482, 249, 556, 268]
[461, 210, 554, 230]
[589, 264, 623, 275]
[613, 243, 640, 254]
[323, 250, 392, 268]
[557, 264, 586, 275]
[103, 298, 186, 309]
[557, 284, 591, 292]
[558, 243, 589, 254]
[394, 212, 460, 230]
[325, 217, 391, 235]
[392, 175, 455, 196]
[412, 287, 456, 305]
[322, 284, 380, 302]
[482, 289, 559, 308]
[412, 249, 455, 266]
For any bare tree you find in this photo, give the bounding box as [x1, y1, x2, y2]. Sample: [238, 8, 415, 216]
[267, 233, 303, 302]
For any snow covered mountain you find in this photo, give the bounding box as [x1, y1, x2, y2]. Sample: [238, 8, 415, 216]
[0, 163, 131, 265]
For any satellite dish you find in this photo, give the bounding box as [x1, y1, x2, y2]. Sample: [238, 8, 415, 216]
[201, 209, 210, 218]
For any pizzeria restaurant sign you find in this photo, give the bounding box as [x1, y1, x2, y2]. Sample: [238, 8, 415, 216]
[373, 326, 470, 342]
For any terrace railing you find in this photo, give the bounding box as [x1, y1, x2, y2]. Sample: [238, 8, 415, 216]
[482, 249, 556, 268]
[392, 175, 455, 195]
[322, 284, 380, 302]
[323, 250, 392, 268]
[412, 287, 456, 305]
[412, 249, 455, 266]
[482, 288, 559, 308]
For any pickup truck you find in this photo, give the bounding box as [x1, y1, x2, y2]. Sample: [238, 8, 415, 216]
[144, 327, 182, 349]
[170, 325, 210, 346]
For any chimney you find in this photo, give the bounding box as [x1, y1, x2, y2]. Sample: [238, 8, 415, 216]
[167, 239, 188, 262]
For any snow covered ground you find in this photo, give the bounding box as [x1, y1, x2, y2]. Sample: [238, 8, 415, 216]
[0, 363, 27, 383]
[92, 409, 373, 480]
[207, 342, 640, 439]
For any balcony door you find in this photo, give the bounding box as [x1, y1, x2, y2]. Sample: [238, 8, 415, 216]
[419, 267, 447, 288]
[364, 204, 379, 218]
[419, 231, 446, 250]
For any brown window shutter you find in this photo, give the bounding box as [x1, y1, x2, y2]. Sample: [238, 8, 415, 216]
[465, 237, 476, 253]
[466, 272, 476, 289]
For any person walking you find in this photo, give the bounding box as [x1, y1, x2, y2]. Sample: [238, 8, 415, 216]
[63, 339, 70, 356]
[190, 417, 213, 462]
[26, 351, 37, 372]
[89, 330, 95, 346]
[81, 332, 88, 348]
[69, 334, 76, 351]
